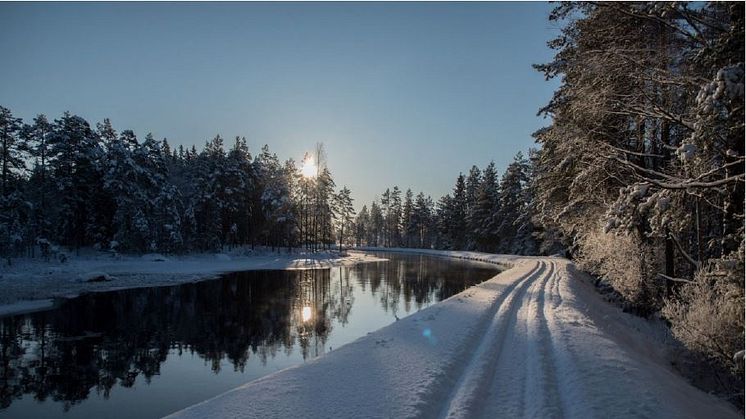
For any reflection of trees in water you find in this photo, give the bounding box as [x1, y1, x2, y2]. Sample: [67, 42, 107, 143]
[295, 269, 336, 360]
[0, 255, 497, 411]
[354, 254, 494, 316]
[330, 266, 355, 327]
[0, 269, 336, 410]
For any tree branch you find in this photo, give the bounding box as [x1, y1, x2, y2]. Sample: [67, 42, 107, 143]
[669, 232, 700, 269]
[657, 272, 695, 284]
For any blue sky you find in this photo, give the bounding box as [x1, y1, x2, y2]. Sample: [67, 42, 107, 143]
[0, 2, 560, 208]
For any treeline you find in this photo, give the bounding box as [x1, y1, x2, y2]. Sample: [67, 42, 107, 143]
[533, 3, 743, 382]
[353, 151, 540, 256]
[0, 109, 355, 255]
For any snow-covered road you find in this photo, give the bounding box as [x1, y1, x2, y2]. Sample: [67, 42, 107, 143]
[166, 250, 740, 419]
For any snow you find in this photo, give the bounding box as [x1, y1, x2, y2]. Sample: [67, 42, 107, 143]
[0, 248, 385, 315]
[79, 271, 115, 282]
[0, 299, 55, 317]
[677, 143, 698, 162]
[166, 248, 740, 419]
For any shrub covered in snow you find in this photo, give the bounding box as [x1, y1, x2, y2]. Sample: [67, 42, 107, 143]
[663, 244, 745, 376]
[576, 228, 664, 314]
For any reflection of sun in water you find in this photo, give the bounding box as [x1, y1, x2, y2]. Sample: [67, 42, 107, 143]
[301, 158, 317, 178]
[302, 306, 313, 322]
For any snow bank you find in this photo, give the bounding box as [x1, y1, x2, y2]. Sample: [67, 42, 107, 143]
[0, 249, 386, 317]
[166, 249, 739, 419]
[0, 299, 56, 317]
[79, 271, 114, 282]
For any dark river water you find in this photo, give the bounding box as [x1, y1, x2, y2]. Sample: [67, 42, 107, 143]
[0, 252, 500, 419]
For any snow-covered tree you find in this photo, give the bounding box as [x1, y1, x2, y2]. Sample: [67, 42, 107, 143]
[473, 161, 500, 252]
[464, 165, 482, 250]
[401, 188, 415, 247]
[0, 106, 24, 198]
[354, 204, 369, 247]
[48, 112, 105, 249]
[333, 186, 355, 251]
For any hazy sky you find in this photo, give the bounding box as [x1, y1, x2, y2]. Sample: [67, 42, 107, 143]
[0, 2, 560, 208]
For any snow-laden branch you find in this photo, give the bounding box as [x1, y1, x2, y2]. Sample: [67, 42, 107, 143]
[608, 155, 745, 191]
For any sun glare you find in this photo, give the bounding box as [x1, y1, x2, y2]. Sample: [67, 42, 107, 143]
[302, 306, 313, 322]
[301, 158, 317, 178]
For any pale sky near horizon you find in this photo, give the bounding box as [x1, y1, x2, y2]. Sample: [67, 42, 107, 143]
[0, 1, 560, 209]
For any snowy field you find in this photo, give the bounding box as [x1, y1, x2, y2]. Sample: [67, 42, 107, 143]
[166, 249, 740, 419]
[0, 248, 385, 317]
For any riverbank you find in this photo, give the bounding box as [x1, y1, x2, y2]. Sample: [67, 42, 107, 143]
[0, 248, 385, 317]
[167, 249, 740, 419]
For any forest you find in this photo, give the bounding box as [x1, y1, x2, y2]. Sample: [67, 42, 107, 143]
[0, 106, 538, 258]
[353, 151, 538, 255]
[0, 110, 356, 255]
[0, 0, 743, 395]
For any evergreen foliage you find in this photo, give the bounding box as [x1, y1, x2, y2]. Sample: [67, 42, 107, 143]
[0, 110, 349, 256]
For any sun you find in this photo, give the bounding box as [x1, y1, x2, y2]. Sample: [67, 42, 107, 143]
[301, 157, 317, 178]
[301, 306, 313, 322]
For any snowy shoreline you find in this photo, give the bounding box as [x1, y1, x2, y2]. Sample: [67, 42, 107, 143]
[166, 249, 740, 419]
[0, 249, 386, 318]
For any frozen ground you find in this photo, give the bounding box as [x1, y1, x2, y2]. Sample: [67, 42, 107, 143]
[0, 248, 384, 316]
[166, 248, 740, 419]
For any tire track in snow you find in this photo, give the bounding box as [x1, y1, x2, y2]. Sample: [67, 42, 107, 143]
[518, 260, 562, 419]
[438, 260, 552, 419]
[542, 261, 600, 419]
[481, 260, 558, 419]
[413, 260, 542, 419]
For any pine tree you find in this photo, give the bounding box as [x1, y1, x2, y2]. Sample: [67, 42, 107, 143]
[224, 136, 254, 246]
[316, 167, 336, 250]
[23, 115, 54, 240]
[464, 165, 482, 250]
[388, 186, 402, 247]
[402, 189, 415, 247]
[0, 106, 24, 198]
[496, 152, 529, 253]
[104, 129, 144, 251]
[435, 194, 453, 250]
[413, 192, 434, 248]
[354, 205, 369, 247]
[369, 201, 384, 247]
[380, 188, 390, 246]
[473, 161, 500, 252]
[333, 186, 355, 252]
[48, 113, 105, 249]
[449, 174, 467, 249]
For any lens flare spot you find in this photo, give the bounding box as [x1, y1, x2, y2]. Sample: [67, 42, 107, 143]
[422, 327, 437, 345]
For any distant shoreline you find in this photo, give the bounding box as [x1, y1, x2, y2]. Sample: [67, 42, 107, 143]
[0, 248, 385, 318]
